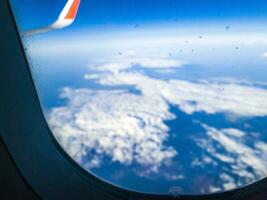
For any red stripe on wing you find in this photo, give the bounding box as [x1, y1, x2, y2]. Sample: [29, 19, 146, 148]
[65, 0, 80, 19]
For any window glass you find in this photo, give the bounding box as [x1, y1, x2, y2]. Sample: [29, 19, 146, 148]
[11, 0, 267, 195]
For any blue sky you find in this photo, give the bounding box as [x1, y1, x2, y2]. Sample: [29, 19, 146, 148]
[11, 0, 267, 31]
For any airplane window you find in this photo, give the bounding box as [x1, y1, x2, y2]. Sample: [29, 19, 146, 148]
[10, 0, 267, 195]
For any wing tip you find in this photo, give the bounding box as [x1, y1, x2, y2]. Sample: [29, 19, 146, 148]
[64, 0, 81, 20]
[23, 0, 81, 37]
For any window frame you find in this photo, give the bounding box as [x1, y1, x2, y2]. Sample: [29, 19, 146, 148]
[1, 0, 267, 199]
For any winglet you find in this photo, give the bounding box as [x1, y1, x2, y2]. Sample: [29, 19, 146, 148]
[52, 0, 80, 29]
[24, 0, 80, 37]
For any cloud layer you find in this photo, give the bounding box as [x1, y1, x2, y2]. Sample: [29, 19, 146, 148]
[45, 39, 267, 193]
[48, 55, 267, 176]
[89, 70, 267, 117]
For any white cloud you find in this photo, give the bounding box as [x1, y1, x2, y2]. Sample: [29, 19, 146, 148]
[93, 71, 267, 117]
[256, 142, 267, 153]
[48, 88, 177, 174]
[199, 124, 267, 192]
[208, 185, 221, 193]
[223, 128, 246, 138]
[90, 62, 132, 74]
[203, 124, 267, 176]
[220, 173, 236, 191]
[133, 57, 184, 69]
[87, 54, 185, 74]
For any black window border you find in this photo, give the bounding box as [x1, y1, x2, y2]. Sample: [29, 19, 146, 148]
[1, 0, 267, 199]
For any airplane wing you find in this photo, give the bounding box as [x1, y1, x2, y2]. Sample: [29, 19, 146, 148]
[24, 0, 80, 37]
